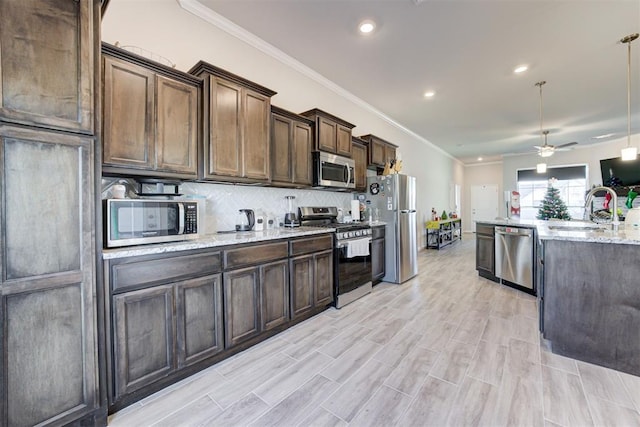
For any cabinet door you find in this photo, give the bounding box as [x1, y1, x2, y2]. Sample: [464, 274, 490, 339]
[336, 123, 353, 157]
[156, 75, 198, 176]
[476, 234, 495, 275]
[384, 144, 396, 164]
[290, 255, 314, 317]
[1, 126, 98, 425]
[0, 0, 95, 133]
[314, 250, 334, 307]
[271, 113, 292, 183]
[369, 138, 385, 167]
[103, 56, 155, 169]
[113, 285, 175, 398]
[223, 267, 261, 348]
[207, 77, 242, 177]
[372, 238, 385, 282]
[243, 89, 271, 180]
[261, 260, 289, 331]
[292, 121, 313, 185]
[175, 274, 224, 368]
[317, 116, 337, 153]
[352, 141, 367, 191]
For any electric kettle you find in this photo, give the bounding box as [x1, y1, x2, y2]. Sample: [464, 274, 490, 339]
[235, 209, 255, 231]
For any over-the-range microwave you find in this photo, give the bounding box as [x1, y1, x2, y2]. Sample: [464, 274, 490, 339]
[105, 199, 200, 248]
[313, 151, 356, 190]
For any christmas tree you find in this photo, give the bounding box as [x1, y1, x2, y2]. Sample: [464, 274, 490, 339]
[537, 182, 571, 220]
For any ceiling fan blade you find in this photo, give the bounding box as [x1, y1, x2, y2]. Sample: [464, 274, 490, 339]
[555, 141, 578, 149]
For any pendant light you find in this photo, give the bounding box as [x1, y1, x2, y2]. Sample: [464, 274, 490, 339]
[535, 81, 547, 172]
[620, 33, 639, 161]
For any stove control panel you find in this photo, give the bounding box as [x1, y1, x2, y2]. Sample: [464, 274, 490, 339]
[337, 228, 372, 240]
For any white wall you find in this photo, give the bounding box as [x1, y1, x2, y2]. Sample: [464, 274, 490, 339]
[462, 162, 503, 232]
[101, 0, 462, 248]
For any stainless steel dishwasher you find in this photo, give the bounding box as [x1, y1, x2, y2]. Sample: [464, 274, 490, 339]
[494, 226, 534, 291]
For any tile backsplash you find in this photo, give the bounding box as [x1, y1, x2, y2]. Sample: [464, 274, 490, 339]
[102, 178, 354, 235]
[181, 182, 353, 234]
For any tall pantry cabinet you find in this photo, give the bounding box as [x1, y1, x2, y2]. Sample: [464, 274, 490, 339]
[0, 0, 104, 425]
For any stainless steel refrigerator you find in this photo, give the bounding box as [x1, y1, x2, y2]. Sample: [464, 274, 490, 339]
[366, 174, 418, 283]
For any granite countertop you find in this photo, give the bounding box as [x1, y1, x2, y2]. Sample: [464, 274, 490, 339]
[103, 227, 335, 259]
[475, 218, 539, 228]
[476, 218, 640, 246]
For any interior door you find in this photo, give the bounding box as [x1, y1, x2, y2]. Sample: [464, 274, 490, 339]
[470, 184, 499, 232]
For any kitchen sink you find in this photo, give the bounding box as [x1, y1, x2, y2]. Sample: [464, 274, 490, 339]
[547, 224, 605, 232]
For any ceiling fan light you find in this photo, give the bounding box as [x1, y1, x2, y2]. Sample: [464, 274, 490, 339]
[621, 146, 638, 161]
[539, 147, 554, 157]
[537, 163, 547, 173]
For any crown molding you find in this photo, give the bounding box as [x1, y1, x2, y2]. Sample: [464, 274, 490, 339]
[176, 0, 453, 160]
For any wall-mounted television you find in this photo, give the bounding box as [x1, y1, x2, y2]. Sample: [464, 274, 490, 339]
[600, 156, 640, 187]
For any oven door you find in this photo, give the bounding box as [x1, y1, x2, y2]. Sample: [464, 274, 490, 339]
[336, 238, 372, 295]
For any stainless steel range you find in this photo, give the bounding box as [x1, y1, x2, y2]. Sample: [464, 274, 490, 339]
[299, 207, 373, 308]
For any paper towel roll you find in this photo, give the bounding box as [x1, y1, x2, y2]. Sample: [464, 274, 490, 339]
[351, 200, 360, 221]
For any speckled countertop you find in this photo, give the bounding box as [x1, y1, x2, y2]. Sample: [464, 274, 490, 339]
[476, 219, 640, 246]
[103, 227, 335, 259]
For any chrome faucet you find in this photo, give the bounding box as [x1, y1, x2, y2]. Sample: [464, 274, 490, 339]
[584, 186, 619, 231]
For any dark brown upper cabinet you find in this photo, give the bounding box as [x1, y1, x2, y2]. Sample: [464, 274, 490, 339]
[359, 134, 398, 169]
[189, 61, 277, 183]
[271, 106, 314, 187]
[300, 109, 355, 157]
[352, 136, 368, 192]
[102, 43, 200, 179]
[0, 0, 96, 134]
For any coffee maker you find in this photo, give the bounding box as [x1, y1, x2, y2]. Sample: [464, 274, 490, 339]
[284, 196, 299, 227]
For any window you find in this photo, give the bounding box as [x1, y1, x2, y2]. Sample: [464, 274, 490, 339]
[517, 166, 587, 220]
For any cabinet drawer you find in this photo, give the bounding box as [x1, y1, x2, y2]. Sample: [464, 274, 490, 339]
[372, 226, 385, 240]
[110, 251, 222, 293]
[476, 224, 495, 236]
[224, 242, 288, 269]
[290, 235, 333, 256]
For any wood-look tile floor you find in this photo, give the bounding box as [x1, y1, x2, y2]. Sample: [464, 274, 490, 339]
[108, 237, 640, 427]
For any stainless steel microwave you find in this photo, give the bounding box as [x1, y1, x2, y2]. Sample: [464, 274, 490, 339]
[313, 151, 356, 189]
[105, 199, 200, 248]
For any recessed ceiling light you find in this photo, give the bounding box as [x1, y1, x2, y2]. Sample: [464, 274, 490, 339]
[424, 91, 435, 98]
[514, 65, 528, 74]
[477, 157, 483, 161]
[358, 20, 376, 34]
[592, 133, 615, 140]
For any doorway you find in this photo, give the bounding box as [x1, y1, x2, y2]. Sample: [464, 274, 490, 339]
[470, 184, 499, 232]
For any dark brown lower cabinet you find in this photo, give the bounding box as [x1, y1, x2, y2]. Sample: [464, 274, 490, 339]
[314, 250, 334, 306]
[106, 233, 332, 412]
[224, 259, 289, 348]
[223, 267, 261, 348]
[261, 260, 290, 331]
[475, 223, 496, 280]
[290, 249, 334, 319]
[112, 273, 223, 399]
[113, 285, 175, 398]
[372, 226, 386, 283]
[176, 275, 224, 368]
[290, 255, 314, 317]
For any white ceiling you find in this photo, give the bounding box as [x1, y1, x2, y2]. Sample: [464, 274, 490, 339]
[194, 0, 639, 164]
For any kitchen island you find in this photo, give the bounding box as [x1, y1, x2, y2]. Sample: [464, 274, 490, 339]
[536, 222, 640, 377]
[476, 219, 640, 377]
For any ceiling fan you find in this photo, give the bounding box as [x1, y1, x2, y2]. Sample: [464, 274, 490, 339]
[533, 81, 578, 158]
